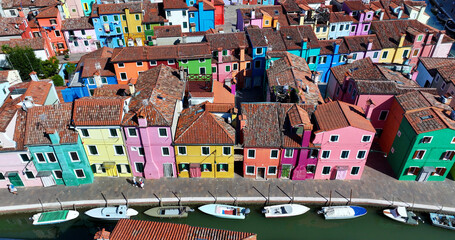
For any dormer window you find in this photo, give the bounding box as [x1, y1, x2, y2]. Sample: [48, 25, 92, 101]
[255, 48, 263, 55]
[417, 35, 423, 42]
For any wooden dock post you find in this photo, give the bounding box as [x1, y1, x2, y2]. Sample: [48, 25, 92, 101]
[329, 190, 332, 206]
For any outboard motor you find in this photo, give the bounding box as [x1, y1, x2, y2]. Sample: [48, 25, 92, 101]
[243, 208, 251, 215]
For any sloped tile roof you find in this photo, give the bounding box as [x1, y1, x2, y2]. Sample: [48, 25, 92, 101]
[418, 57, 455, 77]
[314, 100, 375, 133]
[343, 34, 382, 52]
[93, 84, 131, 97]
[404, 107, 453, 134]
[279, 25, 320, 50]
[279, 0, 302, 13]
[142, 2, 167, 23]
[177, 43, 212, 59]
[241, 103, 282, 148]
[36, 5, 59, 19]
[0, 17, 25, 36]
[280, 103, 314, 148]
[329, 12, 355, 22]
[163, 0, 189, 9]
[154, 25, 182, 38]
[435, 64, 455, 85]
[2, 0, 14, 9]
[174, 102, 235, 145]
[344, 0, 367, 11]
[14, 80, 53, 106]
[24, 103, 79, 145]
[318, 39, 349, 55]
[76, 47, 116, 78]
[394, 90, 445, 112]
[0, 96, 21, 132]
[62, 17, 94, 31]
[12, 0, 58, 7]
[246, 27, 287, 52]
[259, 5, 289, 27]
[109, 219, 256, 240]
[110, 45, 178, 62]
[0, 38, 46, 53]
[331, 58, 383, 85]
[206, 32, 248, 51]
[72, 96, 128, 126]
[91, 2, 142, 17]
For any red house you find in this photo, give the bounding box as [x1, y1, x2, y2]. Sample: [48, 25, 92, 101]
[34, 5, 67, 54]
[212, 0, 225, 26]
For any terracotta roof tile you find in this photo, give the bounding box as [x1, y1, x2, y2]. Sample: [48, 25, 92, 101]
[142, 2, 167, 23]
[93, 84, 131, 97]
[279, 25, 320, 50]
[0, 17, 25, 36]
[344, 0, 368, 11]
[394, 90, 451, 112]
[212, 80, 235, 104]
[315, 101, 375, 133]
[76, 47, 115, 78]
[174, 102, 235, 145]
[1, 0, 14, 9]
[404, 107, 452, 134]
[329, 12, 355, 23]
[0, 38, 46, 53]
[418, 57, 455, 77]
[163, 0, 189, 9]
[110, 45, 178, 62]
[241, 103, 282, 148]
[24, 103, 79, 145]
[246, 27, 287, 52]
[36, 5, 59, 19]
[12, 0, 58, 7]
[280, 103, 314, 148]
[72, 96, 128, 126]
[177, 43, 212, 59]
[13, 80, 53, 105]
[154, 25, 182, 38]
[343, 34, 382, 52]
[318, 39, 349, 55]
[206, 32, 248, 51]
[91, 2, 142, 17]
[0, 97, 21, 132]
[62, 17, 94, 31]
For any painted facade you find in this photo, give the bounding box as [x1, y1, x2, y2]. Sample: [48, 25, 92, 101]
[280, 25, 321, 71]
[35, 6, 68, 54]
[342, 1, 373, 36]
[91, 4, 127, 48]
[328, 12, 354, 40]
[163, 0, 190, 32]
[62, 17, 99, 54]
[63, 0, 85, 18]
[122, 7, 146, 46]
[188, 1, 215, 32]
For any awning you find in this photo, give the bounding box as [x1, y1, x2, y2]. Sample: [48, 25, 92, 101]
[336, 166, 349, 171]
[422, 166, 436, 173]
[36, 171, 53, 177]
[5, 171, 19, 177]
[103, 162, 116, 168]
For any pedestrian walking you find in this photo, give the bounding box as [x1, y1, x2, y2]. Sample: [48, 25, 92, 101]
[138, 178, 144, 189]
[7, 184, 17, 194]
[132, 176, 137, 187]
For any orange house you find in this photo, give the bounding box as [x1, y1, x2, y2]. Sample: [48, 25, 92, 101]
[35, 5, 67, 54]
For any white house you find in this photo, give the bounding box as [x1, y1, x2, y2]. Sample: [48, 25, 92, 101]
[163, 0, 190, 33]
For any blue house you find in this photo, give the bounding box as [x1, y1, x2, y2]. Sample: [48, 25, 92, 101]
[62, 47, 117, 102]
[328, 12, 354, 40]
[187, 0, 215, 32]
[316, 39, 348, 84]
[279, 25, 321, 71]
[245, 27, 286, 88]
[91, 4, 125, 48]
[24, 104, 94, 186]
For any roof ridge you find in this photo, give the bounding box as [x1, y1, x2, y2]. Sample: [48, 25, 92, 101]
[337, 101, 351, 127]
[209, 112, 235, 143]
[174, 106, 206, 141]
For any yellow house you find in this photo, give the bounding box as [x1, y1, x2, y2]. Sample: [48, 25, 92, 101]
[72, 97, 133, 177]
[174, 103, 236, 178]
[121, 8, 146, 46]
[378, 33, 412, 64]
[314, 23, 329, 40]
[378, 48, 396, 63]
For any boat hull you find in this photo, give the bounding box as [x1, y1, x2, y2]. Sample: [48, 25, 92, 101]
[199, 204, 247, 220]
[383, 209, 418, 225]
[85, 205, 138, 221]
[32, 210, 79, 225]
[144, 206, 191, 218]
[263, 204, 310, 218]
[320, 206, 367, 220]
[430, 213, 455, 230]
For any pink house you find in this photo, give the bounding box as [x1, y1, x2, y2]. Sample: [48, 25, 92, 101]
[122, 65, 185, 179]
[236, 8, 263, 31]
[312, 101, 375, 180]
[62, 17, 99, 54]
[342, 1, 374, 36]
[342, 34, 382, 63]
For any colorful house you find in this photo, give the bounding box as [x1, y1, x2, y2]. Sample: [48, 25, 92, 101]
[343, 34, 382, 63]
[236, 9, 263, 31]
[72, 96, 132, 178]
[62, 17, 99, 54]
[91, 3, 128, 48]
[62, 0, 84, 18]
[316, 39, 349, 84]
[163, 0, 190, 32]
[327, 12, 354, 40]
[177, 43, 212, 75]
[35, 5, 68, 54]
[24, 103, 94, 186]
[312, 101, 375, 180]
[212, 0, 224, 26]
[280, 25, 321, 71]
[120, 2, 146, 46]
[142, 2, 168, 45]
[188, 0, 215, 32]
[122, 65, 185, 179]
[81, 0, 96, 16]
[153, 25, 182, 46]
[342, 1, 374, 36]
[380, 91, 455, 181]
[414, 57, 455, 89]
[236, 6, 289, 31]
[174, 102, 236, 178]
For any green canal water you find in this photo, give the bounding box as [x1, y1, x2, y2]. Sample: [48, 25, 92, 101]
[0, 205, 454, 239]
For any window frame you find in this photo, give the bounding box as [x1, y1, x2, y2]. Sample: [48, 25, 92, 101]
[69, 151, 80, 162]
[361, 135, 371, 142]
[178, 146, 187, 155]
[35, 153, 46, 163]
[378, 110, 389, 121]
[421, 136, 433, 143]
[109, 129, 118, 137]
[53, 170, 63, 179]
[268, 166, 277, 175]
[247, 149, 256, 159]
[87, 145, 99, 155]
[223, 146, 231, 156]
[120, 72, 128, 81]
[329, 135, 339, 142]
[350, 166, 360, 175]
[128, 128, 138, 137]
[321, 150, 331, 159]
[340, 150, 350, 159]
[74, 169, 86, 178]
[412, 150, 426, 159]
[135, 162, 145, 173]
[149, 60, 157, 66]
[270, 149, 279, 159]
[158, 128, 168, 137]
[80, 128, 90, 137]
[201, 146, 210, 156]
[322, 166, 331, 175]
[246, 165, 255, 175]
[114, 145, 125, 155]
[161, 147, 170, 156]
[46, 152, 57, 163]
[284, 149, 293, 158]
[255, 48, 263, 55]
[356, 150, 367, 159]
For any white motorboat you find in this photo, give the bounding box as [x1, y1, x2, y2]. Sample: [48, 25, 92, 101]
[383, 207, 420, 225]
[85, 205, 138, 220]
[199, 204, 250, 220]
[262, 204, 310, 218]
[31, 210, 79, 225]
[318, 206, 367, 220]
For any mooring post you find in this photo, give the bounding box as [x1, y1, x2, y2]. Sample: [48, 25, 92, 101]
[267, 183, 271, 205]
[101, 192, 107, 207]
[349, 189, 352, 205]
[329, 190, 332, 206]
[38, 199, 44, 212]
[56, 198, 63, 210]
[121, 192, 128, 206]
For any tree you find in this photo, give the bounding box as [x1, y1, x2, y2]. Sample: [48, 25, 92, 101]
[64, 63, 76, 80]
[42, 56, 60, 78]
[1, 45, 42, 81]
[51, 74, 64, 86]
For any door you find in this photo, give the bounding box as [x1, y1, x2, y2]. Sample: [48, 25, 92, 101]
[36, 171, 56, 187]
[7, 172, 24, 187]
[106, 38, 114, 48]
[163, 163, 174, 178]
[103, 162, 118, 177]
[281, 165, 292, 179]
[417, 166, 435, 182]
[190, 163, 201, 178]
[253, 76, 262, 87]
[335, 166, 348, 180]
[95, 41, 101, 49]
[257, 167, 265, 179]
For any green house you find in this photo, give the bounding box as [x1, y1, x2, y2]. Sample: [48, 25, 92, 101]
[177, 43, 212, 75]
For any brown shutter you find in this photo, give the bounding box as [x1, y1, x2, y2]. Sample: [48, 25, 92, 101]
[439, 168, 447, 176]
[412, 151, 419, 159]
[449, 151, 455, 160]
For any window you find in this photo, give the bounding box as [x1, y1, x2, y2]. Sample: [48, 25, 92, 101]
[102, 16, 108, 22]
[127, 128, 137, 137]
[181, 59, 188, 64]
[307, 56, 316, 64]
[135, 14, 140, 20]
[157, 128, 167, 137]
[178, 163, 190, 172]
[107, 129, 117, 137]
[247, 149, 256, 159]
[378, 110, 389, 121]
[162, 147, 170, 156]
[363, 25, 369, 32]
[201, 147, 210, 156]
[432, 167, 447, 176]
[118, 63, 125, 68]
[382, 51, 388, 59]
[84, 40, 89, 46]
[217, 163, 228, 172]
[362, 135, 371, 142]
[19, 154, 30, 162]
[351, 166, 360, 175]
[351, 25, 356, 32]
[114, 146, 125, 155]
[124, 27, 129, 33]
[0, 172, 4, 180]
[200, 163, 211, 172]
[122, 15, 126, 21]
[137, 26, 142, 33]
[441, 82, 446, 90]
[50, 19, 57, 25]
[83, 3, 89, 10]
[212, 67, 217, 73]
[329, 135, 339, 142]
[339, 55, 347, 62]
[339, 25, 344, 31]
[134, 147, 144, 156]
[120, 73, 127, 81]
[407, 166, 420, 175]
[284, 149, 293, 158]
[145, 24, 151, 30]
[149, 60, 157, 66]
[254, 60, 261, 69]
[421, 136, 432, 143]
[246, 166, 255, 175]
[168, 60, 175, 65]
[233, 63, 238, 71]
[373, 52, 379, 58]
[115, 27, 121, 34]
[47, 153, 57, 163]
[306, 165, 316, 173]
[246, 62, 251, 69]
[135, 162, 144, 173]
[309, 149, 319, 158]
[199, 58, 206, 63]
[357, 150, 366, 159]
[417, 35, 423, 41]
[345, 24, 350, 30]
[321, 150, 330, 159]
[331, 25, 335, 32]
[223, 147, 231, 155]
[190, 12, 195, 18]
[319, 56, 327, 64]
[75, 169, 85, 178]
[270, 149, 279, 159]
[178, 146, 187, 155]
[322, 166, 331, 175]
[265, 20, 270, 25]
[412, 150, 425, 159]
[117, 164, 131, 174]
[225, 65, 231, 72]
[412, 49, 420, 57]
[268, 166, 277, 175]
[101, 77, 107, 84]
[114, 15, 119, 21]
[340, 150, 350, 159]
[183, 22, 188, 28]
[255, 48, 263, 55]
[53, 170, 63, 179]
[88, 78, 95, 85]
[36, 153, 46, 163]
[25, 171, 35, 179]
[69, 152, 80, 162]
[88, 145, 98, 155]
[442, 151, 455, 160]
[316, 27, 321, 33]
[352, 53, 357, 60]
[402, 50, 409, 58]
[136, 61, 143, 67]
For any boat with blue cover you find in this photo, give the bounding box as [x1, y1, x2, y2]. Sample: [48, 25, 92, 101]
[318, 206, 367, 220]
[31, 210, 79, 225]
[430, 213, 455, 230]
[199, 204, 250, 220]
[85, 205, 138, 221]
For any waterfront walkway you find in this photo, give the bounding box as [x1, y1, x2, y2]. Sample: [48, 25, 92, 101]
[2, 150, 455, 214]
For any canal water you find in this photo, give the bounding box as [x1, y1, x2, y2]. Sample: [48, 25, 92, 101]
[0, 205, 454, 239]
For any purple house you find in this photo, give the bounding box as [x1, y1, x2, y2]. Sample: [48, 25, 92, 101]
[236, 8, 263, 31]
[342, 1, 374, 36]
[121, 65, 185, 179]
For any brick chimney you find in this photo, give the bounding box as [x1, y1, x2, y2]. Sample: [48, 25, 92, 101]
[364, 99, 375, 120]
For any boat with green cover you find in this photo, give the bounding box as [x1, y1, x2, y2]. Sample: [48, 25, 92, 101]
[144, 206, 194, 218]
[31, 210, 79, 225]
